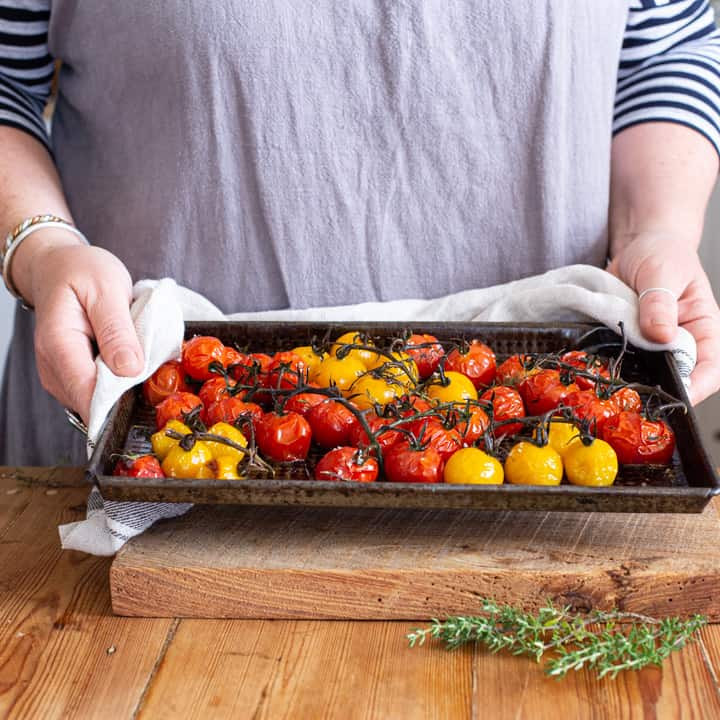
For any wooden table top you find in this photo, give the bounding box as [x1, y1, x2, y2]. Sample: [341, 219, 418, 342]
[2, 466, 720, 720]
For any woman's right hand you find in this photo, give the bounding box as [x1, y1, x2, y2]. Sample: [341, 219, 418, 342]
[12, 231, 144, 422]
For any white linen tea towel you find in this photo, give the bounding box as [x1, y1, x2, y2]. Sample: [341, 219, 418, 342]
[58, 264, 696, 556]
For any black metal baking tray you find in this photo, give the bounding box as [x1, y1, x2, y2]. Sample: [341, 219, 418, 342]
[86, 321, 720, 512]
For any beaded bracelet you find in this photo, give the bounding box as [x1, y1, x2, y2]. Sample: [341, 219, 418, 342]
[1, 215, 89, 309]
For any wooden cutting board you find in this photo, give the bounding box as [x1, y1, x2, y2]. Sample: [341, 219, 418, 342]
[111, 499, 720, 620]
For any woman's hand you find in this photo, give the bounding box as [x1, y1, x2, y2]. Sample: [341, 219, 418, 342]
[608, 232, 720, 405]
[13, 231, 144, 422]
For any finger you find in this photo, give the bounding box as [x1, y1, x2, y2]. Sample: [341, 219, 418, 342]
[634, 261, 683, 345]
[681, 308, 720, 406]
[85, 288, 144, 376]
[35, 307, 97, 422]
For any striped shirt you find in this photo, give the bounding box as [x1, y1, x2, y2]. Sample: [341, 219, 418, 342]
[1, 1, 720, 157]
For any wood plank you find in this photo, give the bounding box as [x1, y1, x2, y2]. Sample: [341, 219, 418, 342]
[0, 476, 173, 719]
[112, 501, 720, 619]
[136, 620, 473, 720]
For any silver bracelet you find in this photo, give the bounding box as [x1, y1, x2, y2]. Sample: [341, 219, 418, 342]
[2, 217, 89, 309]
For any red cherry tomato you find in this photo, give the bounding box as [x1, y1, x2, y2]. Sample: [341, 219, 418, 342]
[198, 376, 237, 409]
[283, 386, 329, 417]
[348, 411, 404, 453]
[222, 346, 248, 370]
[564, 389, 619, 435]
[255, 411, 312, 462]
[611, 386, 642, 413]
[495, 354, 537, 386]
[266, 351, 310, 389]
[314, 447, 379, 482]
[155, 392, 203, 430]
[204, 397, 264, 431]
[182, 336, 226, 381]
[422, 422, 462, 460]
[404, 334, 445, 380]
[450, 405, 490, 445]
[480, 385, 526, 437]
[306, 400, 360, 448]
[383, 441, 444, 483]
[560, 351, 610, 391]
[601, 411, 676, 465]
[113, 455, 165, 477]
[444, 340, 496, 389]
[519, 369, 579, 416]
[143, 360, 191, 407]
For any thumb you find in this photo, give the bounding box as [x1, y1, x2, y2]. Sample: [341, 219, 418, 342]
[86, 290, 144, 376]
[635, 265, 681, 345]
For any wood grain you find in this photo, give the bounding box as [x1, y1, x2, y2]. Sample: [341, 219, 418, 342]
[0, 473, 172, 719]
[112, 501, 720, 619]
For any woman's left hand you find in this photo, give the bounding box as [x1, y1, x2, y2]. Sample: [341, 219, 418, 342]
[607, 231, 720, 405]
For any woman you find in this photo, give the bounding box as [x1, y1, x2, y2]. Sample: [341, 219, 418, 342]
[1, 0, 719, 464]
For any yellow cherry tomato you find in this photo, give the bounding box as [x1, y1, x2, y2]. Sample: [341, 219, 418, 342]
[310, 355, 367, 393]
[367, 350, 419, 388]
[504, 441, 563, 486]
[330, 331, 379, 367]
[151, 419, 192, 461]
[533, 420, 581, 459]
[161, 440, 215, 479]
[205, 422, 248, 463]
[444, 447, 504, 485]
[426, 371, 478, 404]
[564, 438, 618, 487]
[214, 455, 243, 480]
[348, 374, 401, 410]
[291, 345, 327, 373]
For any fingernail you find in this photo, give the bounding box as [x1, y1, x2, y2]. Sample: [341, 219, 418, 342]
[113, 349, 140, 372]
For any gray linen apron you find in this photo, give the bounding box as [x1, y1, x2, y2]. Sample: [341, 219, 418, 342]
[1, 0, 630, 464]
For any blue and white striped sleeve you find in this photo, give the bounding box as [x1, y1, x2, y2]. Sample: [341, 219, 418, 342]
[0, 1, 53, 150]
[615, 0, 720, 158]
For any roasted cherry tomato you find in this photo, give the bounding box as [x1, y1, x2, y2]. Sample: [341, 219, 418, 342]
[404, 334, 445, 379]
[495, 354, 538, 386]
[396, 394, 434, 417]
[198, 376, 237, 409]
[255, 411, 312, 462]
[266, 351, 310, 389]
[290, 346, 328, 374]
[444, 447, 503, 485]
[151, 419, 193, 461]
[533, 419, 580, 459]
[143, 360, 190, 407]
[348, 411, 403, 453]
[306, 399, 360, 448]
[450, 404, 490, 445]
[329, 331, 379, 367]
[519, 369, 579, 416]
[564, 389, 619, 435]
[479, 385, 525, 437]
[204, 422, 248, 463]
[421, 421, 462, 461]
[445, 340, 496, 389]
[601, 412, 676, 465]
[383, 442, 444, 484]
[348, 374, 402, 410]
[222, 346, 248, 370]
[311, 355, 367, 394]
[113, 454, 165, 478]
[426, 371, 478, 404]
[563, 437, 618, 487]
[366, 350, 419, 389]
[214, 455, 242, 480]
[155, 391, 203, 431]
[504, 441, 563, 486]
[283, 386, 329, 417]
[182, 335, 226, 381]
[231, 352, 273, 384]
[611, 386, 642, 413]
[559, 351, 610, 391]
[314, 446, 379, 482]
[161, 439, 215, 479]
[204, 397, 264, 430]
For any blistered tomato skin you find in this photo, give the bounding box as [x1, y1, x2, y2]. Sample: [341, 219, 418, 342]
[161, 441, 215, 479]
[348, 375, 402, 410]
[151, 419, 193, 461]
[504, 441, 563, 486]
[405, 334, 445, 379]
[564, 438, 618, 487]
[255, 411, 312, 462]
[601, 412, 676, 465]
[182, 336, 226, 381]
[445, 341, 496, 390]
[519, 369, 579, 416]
[113, 455, 165, 478]
[314, 447, 379, 483]
[383, 442, 444, 484]
[306, 400, 360, 448]
[444, 447, 504, 485]
[143, 360, 190, 406]
[480, 385, 525, 437]
[155, 392, 203, 431]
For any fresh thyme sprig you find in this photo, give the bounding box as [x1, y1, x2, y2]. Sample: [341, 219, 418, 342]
[406, 599, 707, 679]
